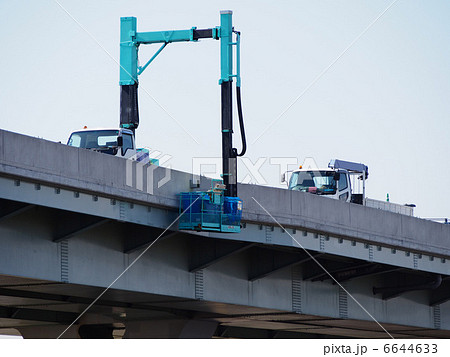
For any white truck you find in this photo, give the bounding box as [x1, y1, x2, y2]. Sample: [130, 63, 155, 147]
[67, 127, 156, 164]
[283, 159, 414, 216]
[283, 159, 367, 204]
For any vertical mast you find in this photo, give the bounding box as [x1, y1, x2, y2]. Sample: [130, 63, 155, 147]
[220, 10, 237, 197]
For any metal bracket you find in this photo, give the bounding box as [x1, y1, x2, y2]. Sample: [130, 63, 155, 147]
[137, 42, 168, 75]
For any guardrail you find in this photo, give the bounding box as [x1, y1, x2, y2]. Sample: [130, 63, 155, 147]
[365, 198, 414, 216]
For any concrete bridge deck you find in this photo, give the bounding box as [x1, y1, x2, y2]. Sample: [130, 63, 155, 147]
[0, 129, 449, 338]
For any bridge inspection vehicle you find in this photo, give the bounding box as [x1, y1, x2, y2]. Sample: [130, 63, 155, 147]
[68, 11, 246, 232]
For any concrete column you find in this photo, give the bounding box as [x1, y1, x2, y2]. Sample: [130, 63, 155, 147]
[123, 319, 218, 338]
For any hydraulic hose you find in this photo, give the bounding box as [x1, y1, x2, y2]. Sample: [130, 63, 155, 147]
[235, 86, 247, 157]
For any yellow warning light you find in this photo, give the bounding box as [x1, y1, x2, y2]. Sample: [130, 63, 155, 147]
[83, 126, 88, 129]
[299, 165, 303, 169]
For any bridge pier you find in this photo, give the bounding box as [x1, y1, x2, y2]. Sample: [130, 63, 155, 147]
[123, 319, 218, 339]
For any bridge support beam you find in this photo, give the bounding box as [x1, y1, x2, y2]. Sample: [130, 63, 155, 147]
[123, 319, 218, 338]
[17, 325, 80, 339]
[430, 278, 450, 306]
[373, 274, 442, 300]
[52, 211, 109, 242]
[249, 247, 319, 281]
[189, 238, 254, 272]
[0, 201, 35, 223]
[123, 226, 178, 254]
[309, 262, 401, 283]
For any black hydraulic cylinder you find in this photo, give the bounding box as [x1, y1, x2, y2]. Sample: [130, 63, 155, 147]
[221, 80, 237, 197]
[120, 83, 139, 133]
[192, 28, 216, 40]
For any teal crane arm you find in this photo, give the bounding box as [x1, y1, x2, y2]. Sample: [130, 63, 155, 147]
[119, 11, 244, 197]
[119, 16, 237, 86]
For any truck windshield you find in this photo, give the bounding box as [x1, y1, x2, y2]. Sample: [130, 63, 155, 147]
[67, 130, 119, 155]
[289, 171, 337, 194]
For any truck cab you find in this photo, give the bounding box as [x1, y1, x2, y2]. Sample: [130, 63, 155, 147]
[67, 128, 136, 159]
[284, 159, 368, 205]
[287, 168, 353, 202]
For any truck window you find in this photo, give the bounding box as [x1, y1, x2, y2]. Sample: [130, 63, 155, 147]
[98, 135, 118, 146]
[288, 171, 337, 194]
[67, 130, 120, 155]
[122, 133, 133, 155]
[338, 172, 348, 191]
[68, 134, 81, 147]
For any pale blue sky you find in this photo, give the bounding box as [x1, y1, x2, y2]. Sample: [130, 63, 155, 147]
[0, 0, 449, 218]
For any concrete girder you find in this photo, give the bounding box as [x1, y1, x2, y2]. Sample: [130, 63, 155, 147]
[373, 273, 442, 300]
[17, 325, 80, 339]
[18, 320, 217, 339]
[189, 237, 255, 273]
[248, 247, 321, 282]
[0, 199, 35, 223]
[302, 258, 352, 281]
[52, 210, 110, 242]
[0, 306, 78, 324]
[123, 319, 218, 338]
[1, 176, 450, 277]
[309, 262, 375, 282]
[214, 325, 335, 338]
[123, 225, 178, 254]
[430, 278, 450, 306]
[1, 128, 450, 261]
[0, 287, 195, 319]
[334, 265, 403, 283]
[309, 262, 403, 283]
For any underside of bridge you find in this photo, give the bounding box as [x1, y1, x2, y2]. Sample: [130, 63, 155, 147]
[0, 274, 448, 339]
[1, 197, 450, 339]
